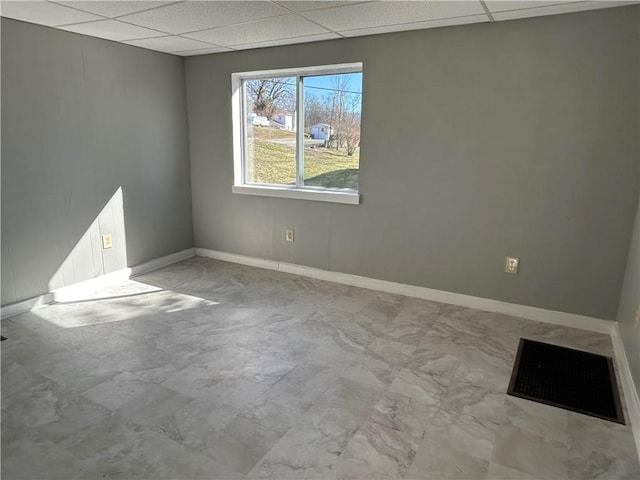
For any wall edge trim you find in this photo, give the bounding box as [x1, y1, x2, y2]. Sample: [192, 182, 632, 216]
[0, 248, 195, 319]
[194, 247, 614, 333]
[610, 322, 640, 461]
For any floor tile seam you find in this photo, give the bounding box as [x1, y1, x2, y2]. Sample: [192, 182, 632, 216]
[3, 321, 63, 341]
[78, 368, 178, 404]
[110, 382, 196, 420]
[431, 321, 520, 348]
[32, 423, 116, 463]
[245, 362, 307, 409]
[389, 338, 423, 373]
[54, 334, 139, 362]
[432, 357, 464, 398]
[434, 383, 485, 416]
[0, 410, 36, 440]
[448, 365, 512, 393]
[311, 376, 384, 412]
[1, 355, 55, 383]
[336, 414, 419, 474]
[166, 345, 268, 378]
[0, 382, 50, 408]
[489, 460, 542, 480]
[406, 428, 495, 476]
[190, 423, 279, 475]
[249, 436, 342, 479]
[565, 428, 640, 464]
[168, 263, 208, 290]
[7, 352, 108, 398]
[234, 408, 296, 437]
[459, 410, 506, 439]
[168, 437, 248, 480]
[363, 407, 427, 442]
[348, 382, 404, 435]
[2, 333, 71, 356]
[26, 391, 123, 446]
[8, 424, 86, 469]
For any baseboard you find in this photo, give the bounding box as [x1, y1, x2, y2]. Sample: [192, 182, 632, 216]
[1, 248, 195, 319]
[130, 248, 195, 277]
[0, 293, 54, 320]
[194, 248, 614, 334]
[195, 248, 281, 271]
[610, 323, 640, 460]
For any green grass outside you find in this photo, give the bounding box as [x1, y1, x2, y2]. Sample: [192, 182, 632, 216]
[247, 127, 359, 189]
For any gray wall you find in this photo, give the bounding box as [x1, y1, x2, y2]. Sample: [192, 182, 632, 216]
[615, 6, 640, 399]
[186, 6, 639, 320]
[617, 181, 640, 396]
[1, 18, 193, 305]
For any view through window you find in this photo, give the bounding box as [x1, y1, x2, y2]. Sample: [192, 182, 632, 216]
[242, 67, 362, 192]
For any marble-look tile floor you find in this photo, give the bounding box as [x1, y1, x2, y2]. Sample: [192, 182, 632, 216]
[2, 256, 639, 479]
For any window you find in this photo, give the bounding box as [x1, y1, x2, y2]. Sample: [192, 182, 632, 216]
[232, 63, 363, 204]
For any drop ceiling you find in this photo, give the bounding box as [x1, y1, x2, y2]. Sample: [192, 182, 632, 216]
[0, 1, 636, 56]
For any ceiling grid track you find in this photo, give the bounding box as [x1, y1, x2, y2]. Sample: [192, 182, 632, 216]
[1, 1, 636, 55]
[479, 0, 495, 22]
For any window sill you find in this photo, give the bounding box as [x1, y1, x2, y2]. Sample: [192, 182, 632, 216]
[232, 185, 360, 205]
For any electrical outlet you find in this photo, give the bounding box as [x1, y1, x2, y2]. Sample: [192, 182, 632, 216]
[285, 228, 295, 242]
[102, 234, 113, 249]
[505, 256, 519, 274]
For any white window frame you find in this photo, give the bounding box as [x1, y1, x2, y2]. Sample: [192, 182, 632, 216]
[231, 63, 362, 205]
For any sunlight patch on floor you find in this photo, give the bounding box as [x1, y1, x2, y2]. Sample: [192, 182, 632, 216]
[35, 279, 219, 328]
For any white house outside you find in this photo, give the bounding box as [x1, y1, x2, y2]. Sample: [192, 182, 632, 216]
[272, 112, 296, 131]
[310, 123, 334, 140]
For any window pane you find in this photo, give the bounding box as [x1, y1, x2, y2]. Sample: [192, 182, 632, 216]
[303, 72, 362, 190]
[244, 77, 297, 185]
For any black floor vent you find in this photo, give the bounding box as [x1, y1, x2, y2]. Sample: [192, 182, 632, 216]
[507, 338, 624, 424]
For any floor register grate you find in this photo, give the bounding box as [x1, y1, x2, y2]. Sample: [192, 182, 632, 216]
[507, 338, 624, 424]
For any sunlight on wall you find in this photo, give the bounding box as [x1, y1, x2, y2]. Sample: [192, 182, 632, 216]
[48, 187, 127, 292]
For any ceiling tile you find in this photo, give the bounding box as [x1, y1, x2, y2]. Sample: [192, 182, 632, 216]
[125, 35, 217, 53]
[54, 1, 174, 18]
[275, 1, 368, 12]
[491, 1, 635, 20]
[118, 1, 290, 35]
[301, 1, 485, 31]
[340, 14, 489, 37]
[0, 1, 103, 26]
[184, 14, 330, 46]
[176, 46, 234, 56]
[229, 32, 339, 50]
[60, 19, 166, 41]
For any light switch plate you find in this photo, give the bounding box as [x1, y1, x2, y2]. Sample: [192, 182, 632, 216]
[102, 234, 113, 249]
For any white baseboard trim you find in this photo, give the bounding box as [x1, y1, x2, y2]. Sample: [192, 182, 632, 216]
[195, 248, 281, 271]
[610, 323, 640, 461]
[1, 248, 195, 320]
[130, 248, 195, 277]
[194, 248, 614, 334]
[0, 293, 54, 320]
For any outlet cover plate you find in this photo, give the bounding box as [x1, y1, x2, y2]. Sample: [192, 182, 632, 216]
[285, 229, 295, 242]
[102, 234, 113, 249]
[505, 256, 519, 274]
